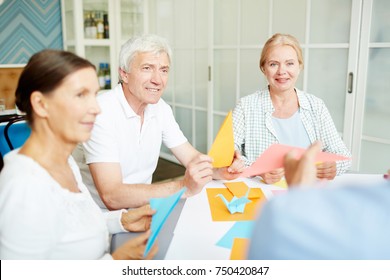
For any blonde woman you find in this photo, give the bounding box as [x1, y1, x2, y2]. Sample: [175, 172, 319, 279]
[233, 33, 351, 184]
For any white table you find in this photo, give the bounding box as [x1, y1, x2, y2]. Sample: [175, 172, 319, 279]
[164, 173, 384, 260]
[164, 176, 285, 260]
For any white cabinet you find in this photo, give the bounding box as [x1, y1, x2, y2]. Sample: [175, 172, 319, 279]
[61, 0, 147, 89]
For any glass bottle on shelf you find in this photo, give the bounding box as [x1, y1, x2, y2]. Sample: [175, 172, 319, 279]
[98, 63, 106, 89]
[96, 11, 104, 39]
[62, 0, 146, 91]
[104, 63, 111, 89]
[103, 14, 109, 39]
[89, 12, 97, 39]
[84, 12, 93, 39]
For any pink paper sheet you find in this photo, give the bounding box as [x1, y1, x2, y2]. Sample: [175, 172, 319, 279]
[241, 143, 350, 178]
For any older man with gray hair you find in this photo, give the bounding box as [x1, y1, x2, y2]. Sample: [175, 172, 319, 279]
[73, 34, 244, 210]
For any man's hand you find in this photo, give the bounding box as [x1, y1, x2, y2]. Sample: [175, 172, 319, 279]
[213, 150, 245, 180]
[284, 141, 322, 187]
[121, 204, 156, 232]
[260, 168, 284, 184]
[182, 154, 213, 197]
[316, 161, 337, 180]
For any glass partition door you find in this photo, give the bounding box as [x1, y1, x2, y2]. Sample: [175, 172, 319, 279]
[352, 0, 390, 173]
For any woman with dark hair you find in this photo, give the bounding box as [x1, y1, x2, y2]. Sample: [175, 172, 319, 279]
[0, 49, 157, 259]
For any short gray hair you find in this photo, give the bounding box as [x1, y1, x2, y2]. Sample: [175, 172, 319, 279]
[118, 34, 172, 76]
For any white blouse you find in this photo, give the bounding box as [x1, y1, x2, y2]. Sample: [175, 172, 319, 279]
[0, 150, 126, 259]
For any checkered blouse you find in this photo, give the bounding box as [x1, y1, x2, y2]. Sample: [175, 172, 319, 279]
[233, 88, 351, 175]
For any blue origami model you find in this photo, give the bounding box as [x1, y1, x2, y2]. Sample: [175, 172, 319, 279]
[216, 190, 251, 214]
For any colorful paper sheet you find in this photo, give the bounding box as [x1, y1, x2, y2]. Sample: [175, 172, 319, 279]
[241, 143, 350, 178]
[216, 221, 254, 249]
[259, 178, 288, 188]
[224, 181, 263, 198]
[271, 189, 288, 196]
[144, 187, 186, 257]
[208, 111, 235, 168]
[206, 188, 266, 221]
[273, 179, 288, 188]
[230, 238, 250, 260]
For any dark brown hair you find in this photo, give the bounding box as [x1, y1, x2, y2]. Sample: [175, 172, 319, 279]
[15, 49, 95, 124]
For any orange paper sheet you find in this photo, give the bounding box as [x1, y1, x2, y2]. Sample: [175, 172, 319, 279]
[241, 143, 350, 178]
[208, 111, 235, 168]
[224, 181, 263, 198]
[206, 188, 266, 221]
[230, 238, 249, 260]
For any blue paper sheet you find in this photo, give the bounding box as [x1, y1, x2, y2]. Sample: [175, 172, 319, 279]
[216, 221, 254, 249]
[144, 187, 187, 257]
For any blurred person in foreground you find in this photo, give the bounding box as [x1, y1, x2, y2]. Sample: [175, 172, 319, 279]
[248, 141, 390, 259]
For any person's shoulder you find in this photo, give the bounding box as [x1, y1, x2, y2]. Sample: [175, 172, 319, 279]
[239, 89, 266, 104]
[0, 154, 47, 199]
[2, 150, 35, 180]
[296, 89, 324, 105]
[96, 87, 117, 104]
[150, 98, 172, 113]
[94, 86, 125, 123]
[241, 89, 265, 99]
[156, 97, 168, 106]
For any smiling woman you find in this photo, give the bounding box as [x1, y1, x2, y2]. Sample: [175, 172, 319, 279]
[0, 49, 157, 260]
[232, 33, 351, 185]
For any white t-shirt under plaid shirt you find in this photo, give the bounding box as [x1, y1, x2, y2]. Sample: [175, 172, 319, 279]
[232, 88, 351, 175]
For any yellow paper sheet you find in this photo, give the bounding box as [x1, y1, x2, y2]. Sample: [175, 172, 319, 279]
[230, 238, 249, 260]
[206, 188, 266, 221]
[224, 181, 262, 199]
[208, 111, 235, 168]
[273, 179, 288, 188]
[260, 178, 288, 188]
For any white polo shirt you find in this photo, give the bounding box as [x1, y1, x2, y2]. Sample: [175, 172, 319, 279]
[75, 84, 187, 209]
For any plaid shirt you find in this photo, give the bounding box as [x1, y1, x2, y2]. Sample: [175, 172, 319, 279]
[233, 88, 351, 175]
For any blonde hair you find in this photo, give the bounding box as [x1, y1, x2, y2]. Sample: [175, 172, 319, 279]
[259, 33, 304, 73]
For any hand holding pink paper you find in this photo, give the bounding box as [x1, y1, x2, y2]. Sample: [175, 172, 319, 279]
[241, 143, 350, 178]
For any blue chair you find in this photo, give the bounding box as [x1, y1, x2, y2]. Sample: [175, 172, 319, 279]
[4, 116, 31, 150]
[0, 116, 31, 157]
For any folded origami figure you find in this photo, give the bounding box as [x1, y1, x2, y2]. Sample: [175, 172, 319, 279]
[216, 189, 251, 214]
